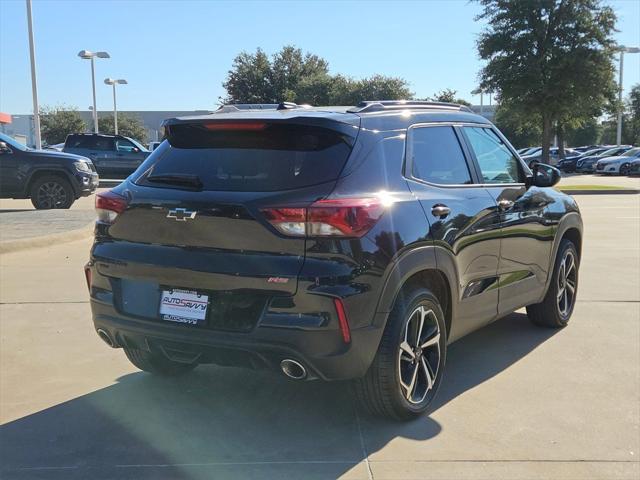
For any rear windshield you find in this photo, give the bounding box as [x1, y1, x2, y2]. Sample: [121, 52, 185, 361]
[135, 122, 353, 192]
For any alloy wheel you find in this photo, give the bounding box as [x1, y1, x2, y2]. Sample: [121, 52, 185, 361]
[620, 163, 630, 176]
[36, 181, 68, 209]
[398, 305, 441, 405]
[557, 250, 577, 318]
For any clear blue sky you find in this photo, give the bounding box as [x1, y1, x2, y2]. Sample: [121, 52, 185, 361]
[1, 0, 639, 114]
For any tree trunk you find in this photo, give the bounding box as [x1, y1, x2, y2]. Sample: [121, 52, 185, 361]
[557, 123, 565, 159]
[541, 114, 552, 164]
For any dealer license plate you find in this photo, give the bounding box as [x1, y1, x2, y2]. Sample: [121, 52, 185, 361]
[159, 289, 209, 325]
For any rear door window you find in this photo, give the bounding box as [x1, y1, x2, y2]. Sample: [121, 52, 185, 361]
[136, 123, 354, 192]
[409, 125, 472, 185]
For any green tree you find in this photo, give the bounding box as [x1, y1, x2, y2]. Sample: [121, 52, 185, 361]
[98, 114, 148, 143]
[627, 83, 640, 145]
[428, 88, 471, 106]
[477, 0, 617, 163]
[222, 46, 412, 105]
[493, 101, 542, 149]
[564, 117, 602, 147]
[39, 106, 87, 145]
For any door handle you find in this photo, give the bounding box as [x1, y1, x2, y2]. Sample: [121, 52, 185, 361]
[498, 199, 514, 211]
[431, 204, 451, 218]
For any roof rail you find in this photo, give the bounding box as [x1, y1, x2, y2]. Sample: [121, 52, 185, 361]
[347, 100, 473, 114]
[213, 102, 313, 113]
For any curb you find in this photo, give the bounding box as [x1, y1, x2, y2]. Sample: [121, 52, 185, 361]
[0, 223, 94, 255]
[559, 189, 640, 195]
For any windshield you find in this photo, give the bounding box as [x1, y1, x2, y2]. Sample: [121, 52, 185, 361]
[126, 137, 149, 152]
[0, 133, 29, 152]
[135, 123, 353, 192]
[621, 148, 640, 157]
[598, 147, 624, 157]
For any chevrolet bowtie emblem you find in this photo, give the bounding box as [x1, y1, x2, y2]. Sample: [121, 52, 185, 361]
[167, 208, 197, 221]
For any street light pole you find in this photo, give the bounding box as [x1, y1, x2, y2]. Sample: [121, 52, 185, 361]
[78, 50, 110, 134]
[90, 57, 98, 133]
[104, 78, 127, 135]
[25, 0, 41, 149]
[616, 45, 640, 146]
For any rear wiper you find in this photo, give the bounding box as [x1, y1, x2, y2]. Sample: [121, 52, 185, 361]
[146, 173, 203, 190]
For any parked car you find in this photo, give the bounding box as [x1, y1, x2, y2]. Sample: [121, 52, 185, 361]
[576, 146, 632, 173]
[63, 133, 150, 179]
[629, 158, 640, 176]
[86, 101, 582, 420]
[519, 146, 541, 157]
[521, 147, 575, 168]
[572, 145, 600, 153]
[595, 147, 640, 175]
[0, 132, 98, 209]
[556, 147, 609, 173]
[44, 142, 65, 152]
[148, 141, 163, 151]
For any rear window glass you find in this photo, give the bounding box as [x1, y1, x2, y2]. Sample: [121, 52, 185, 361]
[136, 123, 353, 192]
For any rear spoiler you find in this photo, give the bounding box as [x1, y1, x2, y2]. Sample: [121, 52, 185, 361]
[162, 113, 361, 143]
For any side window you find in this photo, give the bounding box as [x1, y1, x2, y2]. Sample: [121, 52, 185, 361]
[116, 139, 137, 153]
[464, 127, 523, 184]
[410, 126, 472, 185]
[91, 137, 114, 151]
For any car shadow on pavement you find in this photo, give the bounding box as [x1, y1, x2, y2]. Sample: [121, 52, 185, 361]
[0, 312, 559, 480]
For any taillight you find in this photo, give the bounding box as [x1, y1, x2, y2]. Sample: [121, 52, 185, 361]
[261, 198, 384, 238]
[95, 190, 128, 224]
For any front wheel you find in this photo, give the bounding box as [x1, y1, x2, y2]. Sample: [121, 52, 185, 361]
[355, 287, 446, 420]
[30, 175, 75, 209]
[527, 239, 579, 328]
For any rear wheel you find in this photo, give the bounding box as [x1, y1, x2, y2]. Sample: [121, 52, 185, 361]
[355, 287, 446, 420]
[124, 347, 198, 376]
[30, 175, 75, 209]
[527, 239, 579, 328]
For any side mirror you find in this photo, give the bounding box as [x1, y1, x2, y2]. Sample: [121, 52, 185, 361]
[0, 141, 11, 154]
[132, 147, 140, 153]
[526, 162, 561, 188]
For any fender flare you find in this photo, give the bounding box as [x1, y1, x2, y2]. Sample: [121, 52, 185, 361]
[537, 211, 583, 303]
[24, 167, 79, 197]
[374, 244, 461, 330]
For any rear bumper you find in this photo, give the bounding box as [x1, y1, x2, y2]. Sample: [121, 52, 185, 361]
[91, 298, 384, 381]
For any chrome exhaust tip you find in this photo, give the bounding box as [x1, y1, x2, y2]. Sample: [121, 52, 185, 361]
[280, 359, 307, 380]
[96, 328, 116, 348]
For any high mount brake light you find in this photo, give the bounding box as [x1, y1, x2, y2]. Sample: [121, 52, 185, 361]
[95, 190, 128, 224]
[203, 122, 267, 131]
[261, 198, 384, 238]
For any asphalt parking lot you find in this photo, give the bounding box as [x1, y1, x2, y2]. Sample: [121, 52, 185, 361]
[0, 193, 638, 480]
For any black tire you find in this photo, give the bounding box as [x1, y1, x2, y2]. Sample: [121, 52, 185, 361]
[30, 175, 75, 209]
[355, 287, 447, 421]
[124, 347, 198, 376]
[620, 163, 631, 176]
[527, 239, 579, 328]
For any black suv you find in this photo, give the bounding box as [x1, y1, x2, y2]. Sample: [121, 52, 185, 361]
[63, 133, 150, 179]
[86, 101, 583, 420]
[0, 133, 98, 209]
